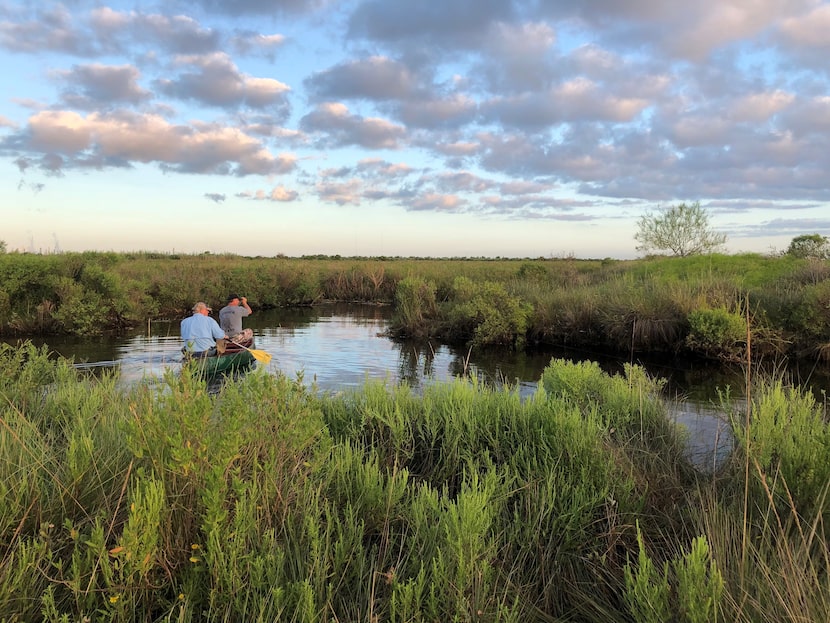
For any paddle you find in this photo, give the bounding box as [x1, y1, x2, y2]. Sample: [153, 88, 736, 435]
[230, 339, 273, 364]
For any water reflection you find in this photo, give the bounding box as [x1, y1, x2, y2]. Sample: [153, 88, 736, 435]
[250, 307, 514, 393]
[671, 401, 735, 471]
[11, 304, 829, 402]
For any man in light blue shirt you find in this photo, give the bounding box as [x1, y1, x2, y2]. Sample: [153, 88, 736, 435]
[181, 301, 227, 356]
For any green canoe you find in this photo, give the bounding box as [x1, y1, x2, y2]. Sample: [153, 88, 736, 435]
[195, 349, 255, 379]
[183, 339, 256, 380]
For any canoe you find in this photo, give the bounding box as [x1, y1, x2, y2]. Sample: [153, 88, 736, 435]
[184, 338, 256, 380]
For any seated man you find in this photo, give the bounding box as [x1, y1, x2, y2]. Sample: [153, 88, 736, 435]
[219, 293, 253, 343]
[181, 301, 227, 357]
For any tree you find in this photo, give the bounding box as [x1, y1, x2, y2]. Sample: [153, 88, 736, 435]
[634, 202, 727, 257]
[785, 234, 830, 260]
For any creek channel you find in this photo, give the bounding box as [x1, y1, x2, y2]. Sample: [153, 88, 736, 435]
[15, 303, 830, 471]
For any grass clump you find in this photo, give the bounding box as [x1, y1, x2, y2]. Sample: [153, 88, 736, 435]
[728, 378, 830, 523]
[390, 275, 438, 339]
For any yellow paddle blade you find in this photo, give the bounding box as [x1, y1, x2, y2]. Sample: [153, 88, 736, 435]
[250, 349, 272, 364]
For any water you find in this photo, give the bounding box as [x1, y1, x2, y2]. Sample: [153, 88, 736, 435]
[14, 303, 828, 470]
[43, 304, 558, 396]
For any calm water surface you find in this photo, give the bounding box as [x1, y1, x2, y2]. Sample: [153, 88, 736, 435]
[18, 303, 830, 469]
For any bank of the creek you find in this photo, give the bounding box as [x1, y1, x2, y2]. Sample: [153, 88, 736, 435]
[8, 303, 830, 471]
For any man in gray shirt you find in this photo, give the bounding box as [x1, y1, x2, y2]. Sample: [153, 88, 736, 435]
[219, 293, 253, 342]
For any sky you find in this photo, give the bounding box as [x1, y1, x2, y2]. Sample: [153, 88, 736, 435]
[2, 0, 830, 259]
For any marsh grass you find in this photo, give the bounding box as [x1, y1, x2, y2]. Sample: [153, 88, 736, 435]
[594, 280, 690, 353]
[692, 483, 830, 623]
[2, 340, 830, 621]
[390, 276, 438, 339]
[2, 251, 830, 364]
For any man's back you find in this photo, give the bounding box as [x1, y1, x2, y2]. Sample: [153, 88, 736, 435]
[182, 314, 224, 353]
[219, 304, 249, 336]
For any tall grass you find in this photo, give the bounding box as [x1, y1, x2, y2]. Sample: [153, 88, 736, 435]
[1, 340, 829, 621]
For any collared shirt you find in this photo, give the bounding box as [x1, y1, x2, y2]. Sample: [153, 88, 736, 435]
[181, 313, 225, 353]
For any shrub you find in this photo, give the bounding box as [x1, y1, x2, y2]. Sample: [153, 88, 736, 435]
[791, 280, 830, 345]
[49, 277, 111, 335]
[516, 261, 548, 281]
[785, 234, 830, 260]
[730, 380, 830, 522]
[540, 358, 668, 434]
[624, 526, 723, 623]
[686, 307, 747, 361]
[444, 277, 531, 348]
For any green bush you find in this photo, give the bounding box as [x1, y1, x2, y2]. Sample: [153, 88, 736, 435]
[516, 261, 548, 281]
[540, 358, 668, 434]
[686, 307, 747, 360]
[50, 276, 110, 335]
[444, 277, 531, 348]
[730, 380, 830, 522]
[3, 342, 830, 621]
[624, 525, 723, 623]
[788, 280, 830, 344]
[320, 376, 628, 619]
[1, 251, 829, 366]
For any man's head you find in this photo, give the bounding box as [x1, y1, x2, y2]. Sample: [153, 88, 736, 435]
[192, 301, 211, 315]
[227, 293, 240, 305]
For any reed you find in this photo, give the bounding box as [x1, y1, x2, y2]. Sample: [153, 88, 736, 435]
[389, 276, 438, 338]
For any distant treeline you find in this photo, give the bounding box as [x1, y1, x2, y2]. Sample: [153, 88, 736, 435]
[1, 250, 829, 363]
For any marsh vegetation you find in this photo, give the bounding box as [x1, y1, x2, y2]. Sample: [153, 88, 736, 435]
[3, 250, 829, 620]
[1, 341, 828, 621]
[2, 250, 830, 366]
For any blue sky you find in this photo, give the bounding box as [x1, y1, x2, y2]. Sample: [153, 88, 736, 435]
[2, 0, 829, 258]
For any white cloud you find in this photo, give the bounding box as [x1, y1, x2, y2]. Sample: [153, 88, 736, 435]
[16, 110, 296, 176]
[238, 184, 299, 201]
[300, 102, 407, 149]
[729, 90, 795, 122]
[779, 3, 830, 48]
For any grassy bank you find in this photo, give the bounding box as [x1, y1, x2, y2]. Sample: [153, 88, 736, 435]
[1, 342, 827, 621]
[1, 250, 829, 363]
